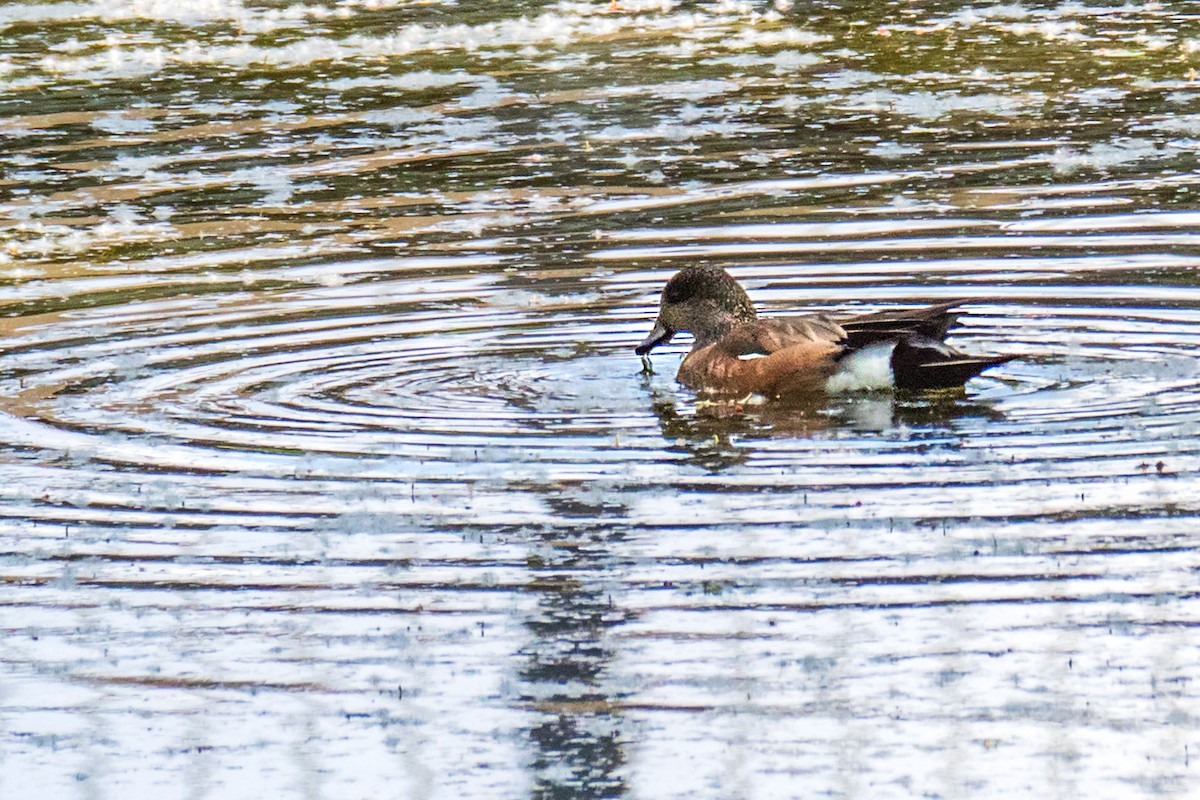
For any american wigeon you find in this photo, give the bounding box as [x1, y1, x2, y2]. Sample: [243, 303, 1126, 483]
[635, 265, 1013, 396]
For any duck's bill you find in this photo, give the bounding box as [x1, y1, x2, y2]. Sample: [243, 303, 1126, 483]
[635, 320, 674, 355]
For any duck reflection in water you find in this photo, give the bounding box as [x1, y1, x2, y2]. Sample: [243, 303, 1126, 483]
[647, 388, 1006, 472]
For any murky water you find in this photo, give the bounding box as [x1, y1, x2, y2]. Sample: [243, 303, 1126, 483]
[3, 1, 1200, 797]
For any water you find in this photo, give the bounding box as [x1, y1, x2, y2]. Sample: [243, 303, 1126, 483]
[2, 1, 1200, 797]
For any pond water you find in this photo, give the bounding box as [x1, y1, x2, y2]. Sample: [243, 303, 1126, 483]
[3, 1, 1200, 797]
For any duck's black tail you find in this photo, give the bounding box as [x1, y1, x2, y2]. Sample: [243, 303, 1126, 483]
[890, 334, 1015, 391]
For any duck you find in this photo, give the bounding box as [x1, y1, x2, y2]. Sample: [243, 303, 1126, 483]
[635, 265, 1013, 397]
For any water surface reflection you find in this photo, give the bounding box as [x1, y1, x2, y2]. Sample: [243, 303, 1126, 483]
[3, 1, 1200, 798]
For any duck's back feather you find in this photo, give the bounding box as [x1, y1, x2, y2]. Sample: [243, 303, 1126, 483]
[838, 301, 964, 349]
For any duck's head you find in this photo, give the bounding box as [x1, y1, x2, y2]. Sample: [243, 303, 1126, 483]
[635, 265, 758, 355]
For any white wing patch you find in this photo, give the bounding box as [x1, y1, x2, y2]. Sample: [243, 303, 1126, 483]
[737, 352, 768, 361]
